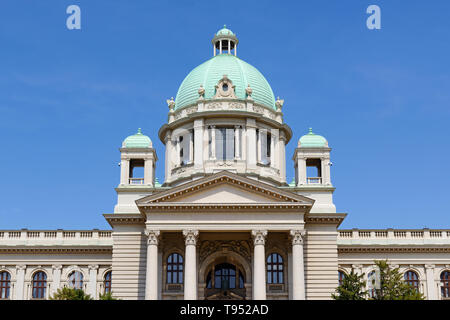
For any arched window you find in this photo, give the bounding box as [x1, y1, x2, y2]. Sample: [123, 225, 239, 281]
[338, 271, 346, 286]
[367, 270, 377, 298]
[441, 271, 450, 298]
[103, 271, 112, 294]
[206, 263, 244, 289]
[167, 253, 183, 284]
[267, 253, 284, 284]
[0, 271, 11, 299]
[404, 270, 420, 291]
[68, 271, 84, 289]
[32, 271, 47, 299]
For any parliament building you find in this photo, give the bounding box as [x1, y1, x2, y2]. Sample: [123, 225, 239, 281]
[1, 27, 449, 300]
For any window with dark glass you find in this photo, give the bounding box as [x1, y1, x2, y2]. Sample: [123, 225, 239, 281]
[0, 271, 11, 299]
[267, 253, 284, 284]
[404, 270, 419, 291]
[338, 271, 346, 286]
[104, 271, 112, 294]
[206, 263, 244, 289]
[441, 271, 450, 298]
[32, 271, 47, 299]
[367, 271, 376, 298]
[167, 253, 184, 284]
[68, 271, 84, 289]
[215, 127, 235, 161]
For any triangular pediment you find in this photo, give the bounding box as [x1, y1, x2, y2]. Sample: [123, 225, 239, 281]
[136, 171, 314, 206]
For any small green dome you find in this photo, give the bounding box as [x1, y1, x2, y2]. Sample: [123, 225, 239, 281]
[122, 128, 152, 148]
[175, 54, 275, 110]
[216, 25, 235, 36]
[298, 128, 328, 148]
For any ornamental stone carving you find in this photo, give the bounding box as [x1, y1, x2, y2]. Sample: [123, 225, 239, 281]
[251, 230, 268, 246]
[198, 85, 205, 99]
[207, 102, 221, 110]
[229, 102, 244, 110]
[183, 229, 199, 246]
[145, 230, 160, 246]
[166, 97, 175, 111]
[245, 84, 253, 98]
[52, 265, 63, 271]
[198, 240, 252, 264]
[213, 75, 237, 99]
[290, 230, 306, 245]
[186, 106, 198, 115]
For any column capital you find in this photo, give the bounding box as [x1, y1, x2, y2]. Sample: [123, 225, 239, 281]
[52, 265, 63, 271]
[251, 230, 268, 246]
[425, 264, 435, 270]
[183, 229, 199, 246]
[88, 265, 99, 271]
[290, 230, 306, 245]
[145, 230, 160, 245]
[16, 265, 26, 271]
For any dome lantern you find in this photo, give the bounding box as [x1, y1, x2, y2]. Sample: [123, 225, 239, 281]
[212, 25, 238, 56]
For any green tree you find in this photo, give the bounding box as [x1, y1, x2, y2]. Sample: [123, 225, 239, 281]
[50, 287, 93, 300]
[99, 291, 117, 300]
[332, 269, 368, 300]
[371, 260, 425, 300]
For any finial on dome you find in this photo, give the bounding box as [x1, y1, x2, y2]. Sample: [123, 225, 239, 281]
[166, 97, 175, 111]
[137, 128, 142, 134]
[309, 127, 313, 134]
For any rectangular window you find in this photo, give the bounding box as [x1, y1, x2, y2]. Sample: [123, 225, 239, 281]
[215, 127, 235, 160]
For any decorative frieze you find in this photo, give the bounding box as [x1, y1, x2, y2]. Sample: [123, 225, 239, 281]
[198, 240, 252, 264]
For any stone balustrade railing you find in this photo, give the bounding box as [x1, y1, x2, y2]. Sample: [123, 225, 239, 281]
[0, 229, 112, 242]
[338, 229, 450, 240]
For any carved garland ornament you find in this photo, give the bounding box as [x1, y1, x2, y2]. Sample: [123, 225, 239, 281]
[198, 240, 252, 264]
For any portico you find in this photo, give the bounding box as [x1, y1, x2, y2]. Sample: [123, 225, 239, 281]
[136, 171, 312, 300]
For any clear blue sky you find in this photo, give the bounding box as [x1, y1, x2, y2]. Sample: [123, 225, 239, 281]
[0, 1, 449, 230]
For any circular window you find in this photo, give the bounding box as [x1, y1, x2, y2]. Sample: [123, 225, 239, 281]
[222, 84, 228, 92]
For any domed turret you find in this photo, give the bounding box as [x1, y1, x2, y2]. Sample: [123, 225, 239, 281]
[298, 128, 328, 148]
[122, 128, 152, 148]
[212, 25, 239, 56]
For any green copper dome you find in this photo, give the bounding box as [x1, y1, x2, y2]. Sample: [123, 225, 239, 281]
[122, 128, 152, 148]
[298, 128, 328, 148]
[216, 25, 235, 36]
[174, 54, 276, 110]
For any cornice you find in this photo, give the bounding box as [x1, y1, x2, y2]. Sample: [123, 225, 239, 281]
[115, 186, 171, 193]
[0, 246, 112, 255]
[141, 203, 310, 212]
[103, 214, 146, 227]
[281, 186, 336, 192]
[305, 213, 347, 227]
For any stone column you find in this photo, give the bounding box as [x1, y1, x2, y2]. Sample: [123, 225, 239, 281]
[51, 265, 62, 296]
[145, 230, 160, 300]
[189, 130, 194, 164]
[210, 126, 216, 160]
[120, 158, 129, 185]
[164, 132, 173, 182]
[144, 158, 154, 186]
[252, 230, 267, 300]
[183, 229, 199, 300]
[15, 265, 26, 300]
[234, 125, 241, 159]
[297, 157, 307, 186]
[290, 230, 306, 300]
[194, 119, 204, 168]
[88, 265, 99, 299]
[425, 264, 437, 300]
[279, 132, 286, 183]
[246, 119, 257, 167]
